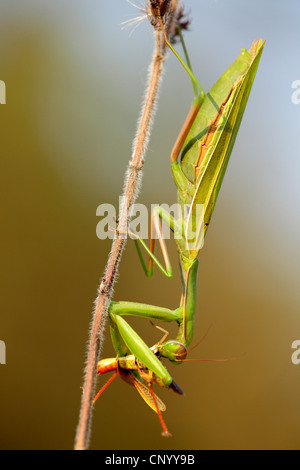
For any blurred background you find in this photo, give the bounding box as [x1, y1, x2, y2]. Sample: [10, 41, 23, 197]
[0, 0, 300, 450]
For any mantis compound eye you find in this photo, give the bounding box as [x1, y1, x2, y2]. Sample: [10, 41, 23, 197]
[158, 341, 187, 364]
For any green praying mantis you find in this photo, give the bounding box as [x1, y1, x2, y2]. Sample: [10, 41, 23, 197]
[94, 8, 265, 436]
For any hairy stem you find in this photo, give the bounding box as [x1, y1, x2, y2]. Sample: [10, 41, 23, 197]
[74, 1, 180, 451]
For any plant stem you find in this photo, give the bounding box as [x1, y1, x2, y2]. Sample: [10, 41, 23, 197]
[74, 2, 180, 451]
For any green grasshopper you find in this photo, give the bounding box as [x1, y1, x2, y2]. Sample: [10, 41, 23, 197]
[95, 12, 264, 436]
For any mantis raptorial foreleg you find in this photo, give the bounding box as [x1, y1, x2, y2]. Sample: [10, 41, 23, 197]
[107, 193, 201, 362]
[134, 205, 177, 278]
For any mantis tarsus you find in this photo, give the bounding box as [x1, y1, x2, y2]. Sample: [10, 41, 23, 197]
[95, 6, 265, 436]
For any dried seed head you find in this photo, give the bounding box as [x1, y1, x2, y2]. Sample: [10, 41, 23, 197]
[169, 5, 191, 44]
[147, 0, 172, 28]
[146, 1, 191, 45]
[149, 0, 171, 17]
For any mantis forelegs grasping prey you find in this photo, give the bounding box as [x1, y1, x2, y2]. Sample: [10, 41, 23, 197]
[95, 6, 265, 436]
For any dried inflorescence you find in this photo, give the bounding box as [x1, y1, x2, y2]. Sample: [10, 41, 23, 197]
[146, 1, 191, 44]
[169, 5, 191, 44]
[147, 0, 172, 27]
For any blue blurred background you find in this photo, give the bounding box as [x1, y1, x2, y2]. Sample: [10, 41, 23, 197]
[0, 0, 300, 450]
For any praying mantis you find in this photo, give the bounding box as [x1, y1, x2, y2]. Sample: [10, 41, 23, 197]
[95, 4, 265, 436]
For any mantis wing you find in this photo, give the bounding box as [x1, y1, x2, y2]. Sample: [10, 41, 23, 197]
[180, 40, 265, 255]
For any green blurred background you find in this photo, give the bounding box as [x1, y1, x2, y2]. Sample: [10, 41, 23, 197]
[1, 0, 300, 450]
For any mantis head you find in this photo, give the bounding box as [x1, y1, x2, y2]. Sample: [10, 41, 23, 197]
[157, 340, 187, 364]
